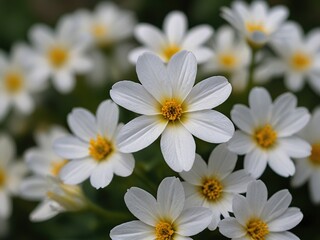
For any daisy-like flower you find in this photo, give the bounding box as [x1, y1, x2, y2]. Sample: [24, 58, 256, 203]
[110, 177, 212, 240]
[219, 180, 303, 240]
[292, 108, 320, 203]
[202, 26, 251, 92]
[53, 100, 135, 189]
[27, 15, 92, 94]
[256, 23, 320, 94]
[129, 11, 213, 63]
[228, 87, 311, 178]
[20, 126, 86, 222]
[111, 51, 234, 172]
[221, 0, 288, 48]
[75, 2, 136, 47]
[0, 133, 26, 219]
[180, 144, 253, 231]
[0, 45, 46, 121]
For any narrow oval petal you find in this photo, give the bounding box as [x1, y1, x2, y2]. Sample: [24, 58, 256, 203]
[232, 195, 251, 226]
[244, 149, 268, 178]
[0, 134, 16, 166]
[163, 11, 187, 44]
[279, 137, 311, 158]
[0, 191, 11, 219]
[90, 161, 114, 189]
[266, 231, 300, 240]
[134, 24, 166, 50]
[110, 220, 154, 240]
[53, 136, 89, 159]
[223, 170, 253, 193]
[268, 149, 295, 177]
[30, 200, 61, 222]
[52, 71, 75, 94]
[228, 131, 255, 155]
[231, 104, 256, 134]
[96, 100, 119, 139]
[182, 25, 213, 48]
[20, 176, 47, 200]
[218, 217, 246, 238]
[112, 152, 135, 177]
[271, 92, 297, 126]
[310, 173, 320, 204]
[268, 207, 303, 231]
[246, 180, 268, 217]
[179, 154, 207, 186]
[249, 87, 272, 124]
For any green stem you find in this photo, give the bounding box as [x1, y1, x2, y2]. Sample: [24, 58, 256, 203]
[247, 47, 258, 91]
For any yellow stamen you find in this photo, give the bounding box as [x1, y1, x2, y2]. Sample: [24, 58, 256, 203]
[91, 23, 107, 39]
[0, 168, 6, 187]
[201, 178, 223, 201]
[219, 54, 237, 68]
[162, 45, 181, 62]
[5, 72, 23, 93]
[48, 46, 69, 68]
[291, 52, 311, 71]
[246, 22, 267, 33]
[246, 218, 269, 240]
[254, 124, 277, 149]
[161, 99, 183, 121]
[89, 135, 112, 161]
[310, 143, 320, 165]
[155, 221, 174, 240]
[50, 159, 68, 177]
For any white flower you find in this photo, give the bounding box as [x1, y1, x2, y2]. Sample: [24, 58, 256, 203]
[0, 133, 26, 219]
[292, 108, 320, 203]
[180, 144, 253, 231]
[221, 0, 288, 48]
[53, 100, 135, 189]
[219, 180, 303, 240]
[0, 44, 46, 121]
[110, 177, 212, 240]
[129, 11, 213, 63]
[256, 23, 320, 94]
[228, 87, 311, 178]
[111, 51, 234, 172]
[27, 15, 92, 94]
[202, 25, 251, 92]
[75, 2, 136, 47]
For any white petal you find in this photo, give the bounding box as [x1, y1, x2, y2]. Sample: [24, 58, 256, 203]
[244, 149, 268, 178]
[232, 195, 251, 226]
[110, 81, 160, 115]
[167, 51, 196, 101]
[117, 115, 167, 153]
[249, 87, 272, 124]
[24, 149, 52, 175]
[231, 104, 256, 134]
[14, 93, 34, 114]
[306, 28, 320, 51]
[266, 6, 289, 30]
[90, 161, 113, 189]
[184, 76, 232, 112]
[266, 231, 299, 240]
[228, 131, 255, 155]
[279, 137, 311, 158]
[284, 73, 305, 92]
[124, 187, 158, 226]
[268, 207, 303, 231]
[208, 210, 221, 231]
[310, 173, 320, 203]
[20, 176, 47, 200]
[223, 170, 253, 193]
[112, 152, 135, 177]
[160, 123, 195, 172]
[268, 149, 295, 177]
[189, 47, 213, 63]
[30, 200, 62, 222]
[182, 110, 234, 143]
[0, 96, 10, 121]
[96, 100, 119, 139]
[0, 134, 15, 166]
[110, 220, 154, 240]
[59, 158, 96, 185]
[52, 71, 75, 94]
[157, 177, 185, 221]
[67, 108, 97, 142]
[179, 154, 207, 186]
[246, 180, 268, 217]
[175, 206, 212, 236]
[53, 136, 89, 159]
[29, 24, 54, 49]
[218, 217, 246, 238]
[0, 191, 11, 219]
[164, 11, 187, 44]
[128, 47, 152, 64]
[182, 25, 213, 48]
[134, 24, 166, 50]
[271, 92, 297, 127]
[291, 160, 312, 187]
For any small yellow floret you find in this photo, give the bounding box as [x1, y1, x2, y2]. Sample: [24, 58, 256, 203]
[5, 72, 23, 93]
[50, 159, 68, 177]
[291, 52, 311, 71]
[161, 99, 183, 121]
[246, 218, 269, 240]
[48, 46, 69, 68]
[155, 221, 174, 240]
[89, 135, 112, 161]
[0, 168, 6, 187]
[254, 124, 277, 149]
[201, 178, 223, 201]
[162, 45, 181, 62]
[310, 143, 320, 165]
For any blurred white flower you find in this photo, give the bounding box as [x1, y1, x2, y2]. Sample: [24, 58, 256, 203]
[111, 51, 234, 172]
[53, 100, 135, 189]
[0, 44, 46, 121]
[292, 108, 320, 203]
[0, 133, 26, 219]
[27, 15, 92, 94]
[129, 11, 213, 63]
[180, 144, 253, 231]
[228, 87, 311, 178]
[256, 23, 320, 94]
[75, 2, 136, 47]
[202, 25, 251, 92]
[219, 180, 303, 240]
[221, 0, 288, 48]
[110, 177, 212, 239]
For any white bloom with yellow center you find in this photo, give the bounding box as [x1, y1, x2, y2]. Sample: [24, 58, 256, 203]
[129, 11, 213, 63]
[27, 15, 92, 94]
[111, 51, 234, 172]
[75, 2, 135, 47]
[228, 87, 311, 178]
[292, 108, 320, 203]
[0, 45, 46, 121]
[221, 1, 288, 48]
[53, 100, 135, 189]
[0, 133, 26, 219]
[219, 180, 303, 240]
[202, 26, 251, 92]
[256, 23, 320, 94]
[180, 144, 253, 231]
[110, 177, 212, 239]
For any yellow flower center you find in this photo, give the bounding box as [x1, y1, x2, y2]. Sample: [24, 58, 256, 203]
[5, 72, 23, 93]
[89, 135, 112, 161]
[254, 124, 277, 149]
[162, 44, 181, 62]
[246, 22, 267, 34]
[310, 143, 320, 165]
[0, 168, 6, 188]
[291, 52, 311, 71]
[201, 178, 223, 201]
[91, 23, 107, 40]
[48, 46, 69, 68]
[155, 221, 174, 240]
[161, 99, 183, 121]
[246, 218, 269, 240]
[50, 159, 68, 177]
[219, 53, 237, 68]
